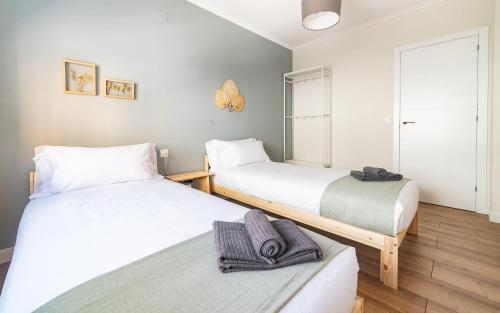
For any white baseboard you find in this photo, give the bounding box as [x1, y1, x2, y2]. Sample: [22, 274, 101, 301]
[0, 247, 14, 264]
[490, 211, 500, 224]
[476, 207, 489, 215]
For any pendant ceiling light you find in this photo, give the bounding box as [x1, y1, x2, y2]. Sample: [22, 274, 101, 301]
[302, 0, 342, 31]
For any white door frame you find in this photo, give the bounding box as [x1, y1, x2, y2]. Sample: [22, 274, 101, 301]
[393, 26, 489, 214]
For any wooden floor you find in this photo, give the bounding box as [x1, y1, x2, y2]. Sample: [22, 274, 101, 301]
[350, 203, 500, 313]
[0, 202, 499, 313]
[228, 200, 500, 313]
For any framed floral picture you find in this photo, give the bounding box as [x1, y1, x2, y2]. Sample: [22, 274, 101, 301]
[63, 59, 97, 95]
[104, 79, 135, 100]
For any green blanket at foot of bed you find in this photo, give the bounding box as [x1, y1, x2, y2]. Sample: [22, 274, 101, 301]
[320, 176, 410, 236]
[34, 227, 348, 313]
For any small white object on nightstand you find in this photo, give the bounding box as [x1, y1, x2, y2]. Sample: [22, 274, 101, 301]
[160, 149, 169, 175]
[160, 149, 169, 158]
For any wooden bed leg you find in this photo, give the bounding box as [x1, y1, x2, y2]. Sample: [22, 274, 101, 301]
[407, 208, 419, 236]
[380, 237, 398, 289]
[352, 296, 364, 313]
[203, 155, 209, 172]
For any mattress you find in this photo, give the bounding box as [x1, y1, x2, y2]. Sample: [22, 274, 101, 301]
[0, 178, 358, 313]
[212, 162, 419, 235]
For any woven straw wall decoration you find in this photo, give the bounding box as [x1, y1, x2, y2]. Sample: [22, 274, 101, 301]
[214, 80, 245, 112]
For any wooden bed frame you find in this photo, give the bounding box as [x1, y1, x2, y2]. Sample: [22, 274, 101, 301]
[204, 156, 418, 290]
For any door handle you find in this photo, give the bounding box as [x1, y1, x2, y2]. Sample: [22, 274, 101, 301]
[402, 121, 416, 125]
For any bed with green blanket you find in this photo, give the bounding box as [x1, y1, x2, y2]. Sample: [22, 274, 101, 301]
[210, 161, 420, 290]
[35, 225, 348, 313]
[0, 177, 360, 313]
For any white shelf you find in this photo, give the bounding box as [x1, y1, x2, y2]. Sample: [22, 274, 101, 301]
[285, 114, 331, 119]
[283, 65, 332, 168]
[284, 66, 331, 82]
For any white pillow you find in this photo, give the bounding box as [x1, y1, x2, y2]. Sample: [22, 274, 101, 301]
[225, 140, 270, 167]
[31, 143, 158, 199]
[206, 138, 256, 170]
[206, 139, 270, 169]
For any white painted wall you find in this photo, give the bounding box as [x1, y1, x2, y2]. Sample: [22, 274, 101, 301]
[293, 0, 498, 218]
[491, 0, 500, 222]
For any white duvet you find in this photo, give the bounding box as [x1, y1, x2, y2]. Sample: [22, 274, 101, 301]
[0, 178, 358, 313]
[212, 162, 419, 235]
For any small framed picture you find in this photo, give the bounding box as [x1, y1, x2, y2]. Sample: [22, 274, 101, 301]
[104, 79, 135, 100]
[63, 59, 97, 95]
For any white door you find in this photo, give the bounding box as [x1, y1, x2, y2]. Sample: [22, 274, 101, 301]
[399, 35, 478, 211]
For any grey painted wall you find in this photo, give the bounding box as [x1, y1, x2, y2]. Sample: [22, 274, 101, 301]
[0, 0, 291, 250]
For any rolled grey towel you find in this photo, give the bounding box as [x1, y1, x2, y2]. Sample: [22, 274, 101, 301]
[363, 166, 388, 177]
[244, 209, 286, 264]
[214, 219, 322, 273]
[384, 172, 403, 181]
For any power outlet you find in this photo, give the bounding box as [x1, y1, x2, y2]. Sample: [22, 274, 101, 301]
[160, 149, 169, 158]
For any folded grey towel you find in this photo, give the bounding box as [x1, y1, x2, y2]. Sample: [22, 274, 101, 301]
[244, 209, 286, 264]
[351, 170, 403, 182]
[214, 219, 322, 273]
[384, 172, 403, 180]
[363, 166, 388, 177]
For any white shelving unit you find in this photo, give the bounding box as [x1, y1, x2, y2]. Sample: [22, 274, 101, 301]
[283, 66, 332, 167]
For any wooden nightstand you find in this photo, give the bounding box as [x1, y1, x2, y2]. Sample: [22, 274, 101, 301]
[166, 171, 213, 194]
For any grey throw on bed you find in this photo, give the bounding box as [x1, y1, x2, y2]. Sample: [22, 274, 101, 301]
[214, 219, 323, 273]
[320, 175, 410, 236]
[244, 209, 286, 264]
[34, 225, 347, 313]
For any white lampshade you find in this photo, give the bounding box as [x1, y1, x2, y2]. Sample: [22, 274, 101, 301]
[302, 0, 342, 31]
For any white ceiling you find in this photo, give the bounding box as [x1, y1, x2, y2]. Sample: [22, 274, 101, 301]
[186, 0, 442, 49]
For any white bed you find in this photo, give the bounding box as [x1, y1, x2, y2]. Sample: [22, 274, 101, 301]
[0, 178, 358, 313]
[206, 139, 418, 289]
[212, 161, 419, 236]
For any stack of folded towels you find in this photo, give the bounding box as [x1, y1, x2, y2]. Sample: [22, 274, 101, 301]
[351, 166, 403, 182]
[214, 209, 323, 273]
